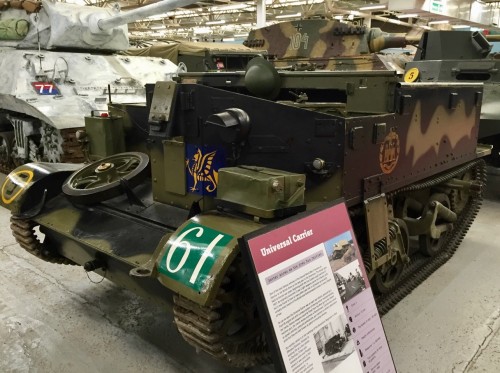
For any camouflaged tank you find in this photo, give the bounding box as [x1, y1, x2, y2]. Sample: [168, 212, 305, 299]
[1, 57, 490, 367]
[244, 19, 417, 73]
[0, 0, 199, 172]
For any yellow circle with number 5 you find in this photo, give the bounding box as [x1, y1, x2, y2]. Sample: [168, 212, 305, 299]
[404, 67, 420, 83]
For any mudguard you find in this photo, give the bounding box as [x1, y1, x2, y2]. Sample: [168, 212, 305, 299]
[1, 162, 83, 216]
[154, 211, 263, 306]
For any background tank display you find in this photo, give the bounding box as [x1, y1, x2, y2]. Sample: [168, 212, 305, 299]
[244, 19, 418, 73]
[123, 39, 266, 72]
[0, 0, 199, 171]
[0, 58, 489, 367]
[404, 30, 500, 167]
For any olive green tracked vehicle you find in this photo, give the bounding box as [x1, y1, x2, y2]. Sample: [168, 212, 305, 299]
[244, 19, 418, 72]
[1, 58, 490, 366]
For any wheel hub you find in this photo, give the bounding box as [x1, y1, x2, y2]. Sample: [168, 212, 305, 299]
[96, 162, 114, 172]
[62, 152, 149, 204]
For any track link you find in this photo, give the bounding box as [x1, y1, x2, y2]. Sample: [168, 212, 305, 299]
[10, 217, 75, 265]
[172, 267, 271, 367]
[59, 128, 85, 164]
[0, 127, 84, 174]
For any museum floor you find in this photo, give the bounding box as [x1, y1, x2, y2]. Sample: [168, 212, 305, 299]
[0, 176, 498, 373]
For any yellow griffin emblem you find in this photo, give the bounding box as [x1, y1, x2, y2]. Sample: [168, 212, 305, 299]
[186, 149, 219, 193]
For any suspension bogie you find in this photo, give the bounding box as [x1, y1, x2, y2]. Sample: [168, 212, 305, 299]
[0, 112, 85, 170]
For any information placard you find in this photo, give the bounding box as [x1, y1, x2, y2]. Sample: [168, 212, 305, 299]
[239, 200, 395, 373]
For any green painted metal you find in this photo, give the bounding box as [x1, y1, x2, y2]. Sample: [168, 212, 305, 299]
[158, 222, 233, 292]
[84, 114, 126, 160]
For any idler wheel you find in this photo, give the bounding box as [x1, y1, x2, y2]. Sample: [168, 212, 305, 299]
[62, 152, 149, 204]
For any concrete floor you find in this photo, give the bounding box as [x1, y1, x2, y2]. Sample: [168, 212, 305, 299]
[0, 182, 499, 372]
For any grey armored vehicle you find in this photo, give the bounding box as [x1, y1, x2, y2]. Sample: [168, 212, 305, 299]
[0, 0, 197, 170]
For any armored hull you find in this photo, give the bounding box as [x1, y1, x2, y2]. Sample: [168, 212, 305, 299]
[0, 48, 177, 167]
[404, 30, 500, 166]
[1, 63, 489, 366]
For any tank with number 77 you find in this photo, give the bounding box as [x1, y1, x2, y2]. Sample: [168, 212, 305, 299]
[0, 0, 200, 172]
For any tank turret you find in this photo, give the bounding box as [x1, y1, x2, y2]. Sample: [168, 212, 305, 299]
[0, 0, 199, 170]
[0, 0, 199, 51]
[244, 19, 418, 72]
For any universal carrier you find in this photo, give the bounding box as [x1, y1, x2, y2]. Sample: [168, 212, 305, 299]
[1, 58, 490, 366]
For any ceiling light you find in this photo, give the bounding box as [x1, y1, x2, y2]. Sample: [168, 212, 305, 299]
[193, 27, 211, 34]
[428, 20, 449, 25]
[452, 25, 470, 29]
[213, 4, 248, 11]
[396, 13, 419, 18]
[206, 20, 226, 25]
[359, 5, 386, 11]
[151, 25, 166, 30]
[276, 12, 301, 19]
[234, 33, 248, 37]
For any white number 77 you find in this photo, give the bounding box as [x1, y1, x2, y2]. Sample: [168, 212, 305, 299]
[34, 84, 53, 93]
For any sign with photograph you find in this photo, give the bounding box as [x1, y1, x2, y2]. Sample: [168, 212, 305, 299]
[239, 200, 395, 373]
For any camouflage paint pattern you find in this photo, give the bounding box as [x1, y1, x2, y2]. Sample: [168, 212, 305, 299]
[342, 83, 481, 204]
[404, 30, 500, 162]
[244, 19, 411, 71]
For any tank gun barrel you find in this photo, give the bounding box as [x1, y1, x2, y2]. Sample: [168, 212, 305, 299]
[485, 34, 500, 42]
[95, 0, 199, 32]
[368, 28, 420, 53]
[405, 35, 421, 44]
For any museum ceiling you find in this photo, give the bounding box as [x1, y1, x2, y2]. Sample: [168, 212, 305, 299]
[67, 0, 500, 40]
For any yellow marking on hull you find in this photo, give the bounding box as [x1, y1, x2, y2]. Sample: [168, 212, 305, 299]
[1, 170, 34, 205]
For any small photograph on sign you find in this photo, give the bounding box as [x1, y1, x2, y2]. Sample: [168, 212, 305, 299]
[334, 260, 367, 304]
[325, 231, 367, 304]
[313, 313, 361, 373]
[325, 231, 357, 272]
